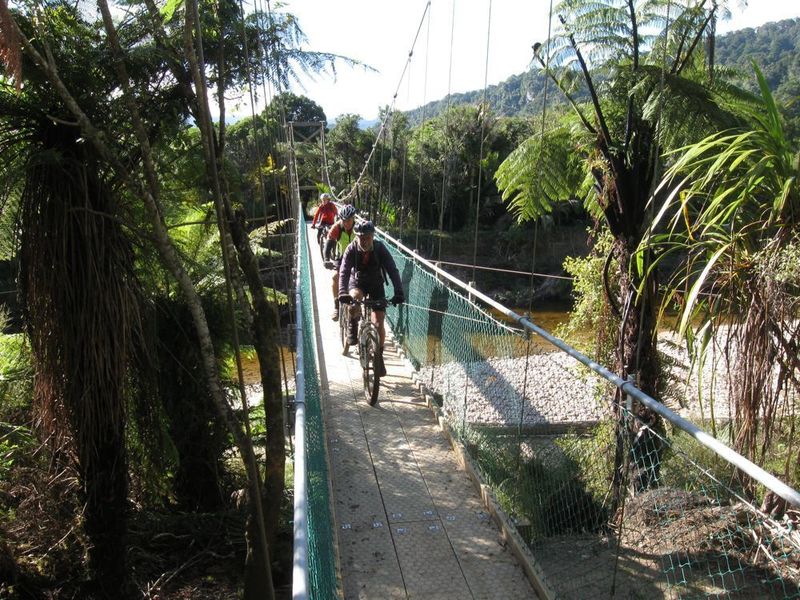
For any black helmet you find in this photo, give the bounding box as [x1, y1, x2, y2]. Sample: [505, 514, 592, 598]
[338, 204, 357, 221]
[354, 221, 375, 235]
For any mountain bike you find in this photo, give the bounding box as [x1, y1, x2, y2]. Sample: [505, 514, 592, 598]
[340, 298, 385, 405]
[315, 223, 330, 260]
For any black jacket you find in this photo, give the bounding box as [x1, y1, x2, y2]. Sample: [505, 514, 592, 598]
[338, 240, 403, 298]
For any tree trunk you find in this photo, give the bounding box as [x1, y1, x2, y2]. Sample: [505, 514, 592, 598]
[182, 3, 281, 597]
[13, 11, 271, 594]
[21, 151, 132, 598]
[82, 434, 129, 597]
[610, 237, 663, 511]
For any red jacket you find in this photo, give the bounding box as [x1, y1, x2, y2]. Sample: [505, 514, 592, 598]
[311, 202, 337, 227]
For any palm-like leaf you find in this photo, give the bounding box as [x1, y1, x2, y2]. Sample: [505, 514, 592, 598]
[646, 65, 799, 464]
[254, 8, 374, 91]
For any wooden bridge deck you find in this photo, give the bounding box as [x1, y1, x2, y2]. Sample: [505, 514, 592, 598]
[306, 225, 537, 599]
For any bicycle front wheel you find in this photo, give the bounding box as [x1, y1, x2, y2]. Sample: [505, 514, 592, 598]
[362, 330, 381, 405]
[340, 307, 350, 355]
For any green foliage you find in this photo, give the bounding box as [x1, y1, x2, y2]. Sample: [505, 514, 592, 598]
[160, 0, 184, 23]
[142, 293, 236, 510]
[405, 17, 799, 134]
[649, 65, 799, 337]
[556, 228, 618, 363]
[762, 238, 800, 288]
[264, 92, 326, 126]
[495, 119, 594, 222]
[0, 424, 34, 481]
[166, 203, 226, 292]
[0, 313, 31, 418]
[326, 113, 373, 191]
[406, 69, 555, 124]
[467, 427, 610, 539]
[248, 217, 293, 254]
[715, 18, 800, 124]
[555, 419, 616, 503]
[647, 65, 800, 467]
[401, 104, 516, 231]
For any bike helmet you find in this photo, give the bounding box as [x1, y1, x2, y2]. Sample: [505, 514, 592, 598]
[319, 192, 332, 202]
[338, 204, 357, 221]
[355, 221, 375, 236]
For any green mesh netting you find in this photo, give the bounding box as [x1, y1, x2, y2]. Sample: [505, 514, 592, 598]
[298, 216, 339, 600]
[378, 229, 800, 599]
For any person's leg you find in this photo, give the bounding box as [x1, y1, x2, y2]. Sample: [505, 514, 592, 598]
[373, 310, 386, 348]
[331, 271, 339, 320]
[364, 281, 388, 376]
[372, 309, 387, 377]
[347, 287, 363, 344]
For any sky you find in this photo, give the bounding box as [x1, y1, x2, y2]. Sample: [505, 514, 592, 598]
[259, 1, 800, 123]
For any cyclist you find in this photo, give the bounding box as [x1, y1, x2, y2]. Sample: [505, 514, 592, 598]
[323, 204, 357, 321]
[310, 192, 337, 247]
[338, 221, 404, 377]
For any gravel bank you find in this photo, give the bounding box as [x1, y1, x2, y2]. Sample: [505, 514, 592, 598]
[419, 353, 606, 426]
[418, 335, 738, 427]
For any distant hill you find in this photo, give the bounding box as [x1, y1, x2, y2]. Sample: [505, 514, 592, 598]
[358, 118, 379, 130]
[405, 18, 800, 125]
[714, 18, 800, 101]
[405, 70, 551, 125]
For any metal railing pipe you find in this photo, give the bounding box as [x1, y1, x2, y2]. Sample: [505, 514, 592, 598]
[376, 225, 800, 508]
[292, 205, 309, 600]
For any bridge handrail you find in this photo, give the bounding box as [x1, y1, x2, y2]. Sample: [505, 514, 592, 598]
[376, 224, 800, 509]
[292, 217, 309, 600]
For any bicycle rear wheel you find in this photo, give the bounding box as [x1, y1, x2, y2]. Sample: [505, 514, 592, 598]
[362, 330, 380, 405]
[318, 225, 329, 260]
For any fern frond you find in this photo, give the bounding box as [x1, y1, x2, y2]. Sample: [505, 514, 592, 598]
[495, 123, 590, 223]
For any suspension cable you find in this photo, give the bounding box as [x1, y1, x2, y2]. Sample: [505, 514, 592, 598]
[435, 259, 573, 280]
[384, 115, 397, 229]
[398, 139, 409, 240]
[514, 0, 556, 499]
[436, 0, 457, 264]
[262, 0, 298, 383]
[376, 123, 388, 224]
[329, 1, 432, 205]
[470, 0, 493, 285]
[321, 124, 333, 194]
[186, 0, 273, 590]
[236, 0, 295, 441]
[398, 57, 413, 240]
[240, 0, 298, 428]
[414, 5, 432, 249]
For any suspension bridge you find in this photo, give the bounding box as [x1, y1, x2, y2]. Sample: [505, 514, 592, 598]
[275, 3, 800, 598]
[290, 199, 800, 599]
